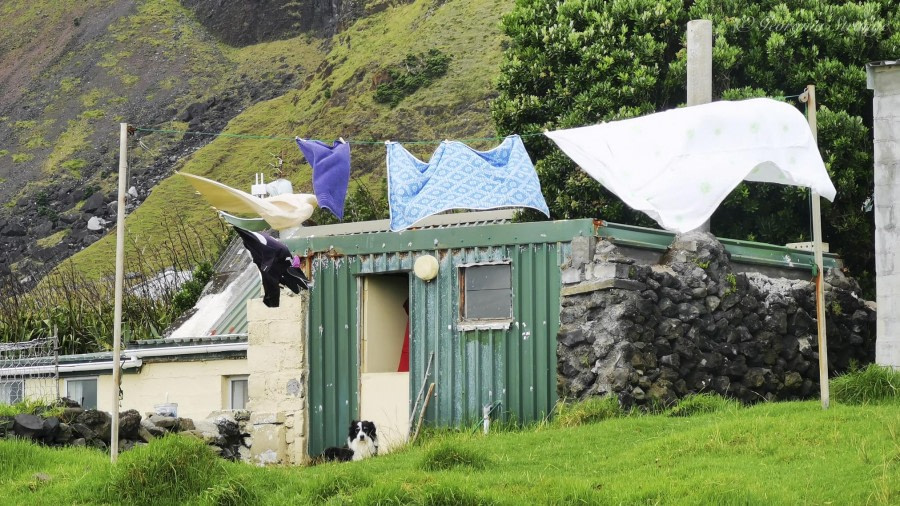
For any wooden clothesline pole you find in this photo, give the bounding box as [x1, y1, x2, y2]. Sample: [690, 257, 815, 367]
[800, 85, 830, 410]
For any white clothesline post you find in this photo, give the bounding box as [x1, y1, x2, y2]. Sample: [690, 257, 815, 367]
[687, 19, 712, 233]
[111, 122, 128, 461]
[800, 85, 830, 409]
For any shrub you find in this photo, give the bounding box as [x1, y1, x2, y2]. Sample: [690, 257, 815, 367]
[831, 364, 900, 405]
[421, 443, 488, 471]
[553, 395, 622, 427]
[374, 49, 451, 107]
[667, 393, 741, 417]
[172, 261, 214, 313]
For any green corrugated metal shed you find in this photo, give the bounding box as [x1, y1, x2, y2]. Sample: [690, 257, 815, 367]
[288, 213, 594, 455]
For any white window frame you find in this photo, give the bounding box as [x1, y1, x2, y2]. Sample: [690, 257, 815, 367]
[65, 377, 98, 410]
[457, 261, 513, 331]
[228, 375, 249, 410]
[0, 380, 24, 405]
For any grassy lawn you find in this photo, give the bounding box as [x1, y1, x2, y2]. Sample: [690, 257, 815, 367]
[2, 399, 898, 505]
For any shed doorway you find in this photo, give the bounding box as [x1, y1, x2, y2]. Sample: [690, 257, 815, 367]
[359, 274, 410, 452]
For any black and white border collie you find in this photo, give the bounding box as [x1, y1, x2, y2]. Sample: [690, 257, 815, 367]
[322, 420, 378, 462]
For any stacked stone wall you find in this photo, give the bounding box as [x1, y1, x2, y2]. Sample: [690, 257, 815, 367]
[557, 233, 876, 407]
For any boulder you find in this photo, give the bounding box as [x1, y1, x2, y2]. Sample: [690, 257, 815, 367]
[140, 418, 166, 437]
[149, 414, 177, 429]
[119, 410, 141, 440]
[12, 414, 44, 438]
[75, 410, 111, 443]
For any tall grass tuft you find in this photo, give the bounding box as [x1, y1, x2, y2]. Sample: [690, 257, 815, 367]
[300, 467, 372, 503]
[831, 364, 900, 405]
[420, 482, 495, 505]
[0, 399, 64, 418]
[421, 443, 489, 471]
[667, 393, 742, 417]
[106, 435, 248, 505]
[553, 395, 622, 427]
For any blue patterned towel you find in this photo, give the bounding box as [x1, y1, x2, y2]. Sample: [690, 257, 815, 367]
[386, 135, 549, 231]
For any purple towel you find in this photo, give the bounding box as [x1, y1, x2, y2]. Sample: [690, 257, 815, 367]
[296, 138, 351, 220]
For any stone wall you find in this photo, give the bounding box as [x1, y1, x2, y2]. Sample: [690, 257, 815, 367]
[0, 405, 251, 460]
[246, 292, 308, 465]
[557, 233, 876, 407]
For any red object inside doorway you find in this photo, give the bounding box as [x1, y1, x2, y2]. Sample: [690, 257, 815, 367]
[398, 299, 410, 372]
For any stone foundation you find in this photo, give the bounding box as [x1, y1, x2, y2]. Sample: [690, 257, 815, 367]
[557, 233, 877, 407]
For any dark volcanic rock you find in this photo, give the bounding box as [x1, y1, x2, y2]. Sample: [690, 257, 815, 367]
[557, 234, 876, 409]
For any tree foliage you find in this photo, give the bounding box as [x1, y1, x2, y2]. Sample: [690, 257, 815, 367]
[494, 0, 900, 295]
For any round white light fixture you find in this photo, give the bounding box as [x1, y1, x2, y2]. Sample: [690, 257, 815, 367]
[414, 255, 440, 281]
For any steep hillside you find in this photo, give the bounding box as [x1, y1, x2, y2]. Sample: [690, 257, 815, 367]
[63, 0, 510, 278]
[0, 0, 509, 281]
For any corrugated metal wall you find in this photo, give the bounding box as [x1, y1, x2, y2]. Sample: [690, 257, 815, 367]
[307, 255, 360, 456]
[306, 242, 565, 455]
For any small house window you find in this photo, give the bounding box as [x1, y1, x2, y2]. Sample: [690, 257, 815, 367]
[0, 380, 24, 405]
[460, 263, 512, 321]
[66, 378, 98, 409]
[229, 376, 249, 410]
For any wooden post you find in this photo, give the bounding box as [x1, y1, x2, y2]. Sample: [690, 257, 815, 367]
[111, 123, 128, 461]
[687, 19, 713, 233]
[800, 85, 830, 409]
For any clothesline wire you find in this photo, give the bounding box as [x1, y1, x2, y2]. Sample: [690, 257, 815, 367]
[131, 126, 545, 145]
[132, 93, 807, 146]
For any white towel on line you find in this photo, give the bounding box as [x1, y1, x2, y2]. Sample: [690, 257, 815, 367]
[545, 98, 836, 233]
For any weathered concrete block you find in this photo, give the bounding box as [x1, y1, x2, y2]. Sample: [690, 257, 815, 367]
[561, 268, 581, 285]
[266, 321, 306, 347]
[873, 93, 900, 119]
[247, 294, 305, 323]
[873, 117, 900, 143]
[592, 263, 631, 282]
[870, 68, 900, 94]
[570, 236, 594, 269]
[250, 411, 285, 426]
[250, 423, 286, 466]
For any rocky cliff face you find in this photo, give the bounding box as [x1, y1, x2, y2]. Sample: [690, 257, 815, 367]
[0, 1, 325, 279]
[557, 233, 876, 407]
[182, 0, 364, 45]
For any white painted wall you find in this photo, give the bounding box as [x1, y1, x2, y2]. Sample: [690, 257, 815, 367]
[30, 359, 248, 419]
[868, 61, 900, 369]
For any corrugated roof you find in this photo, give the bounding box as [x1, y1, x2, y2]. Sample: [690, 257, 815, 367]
[129, 334, 248, 349]
[290, 209, 516, 240]
[174, 212, 846, 341]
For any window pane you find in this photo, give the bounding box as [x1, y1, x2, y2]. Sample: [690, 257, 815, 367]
[466, 288, 512, 319]
[231, 379, 248, 409]
[67, 379, 97, 409]
[466, 264, 511, 290]
[463, 264, 512, 320]
[0, 381, 23, 404]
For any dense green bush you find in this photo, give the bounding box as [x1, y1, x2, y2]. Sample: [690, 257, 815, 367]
[494, 0, 900, 297]
[374, 49, 452, 107]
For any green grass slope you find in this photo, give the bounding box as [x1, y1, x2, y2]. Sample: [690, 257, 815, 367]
[2, 400, 898, 504]
[63, 0, 511, 278]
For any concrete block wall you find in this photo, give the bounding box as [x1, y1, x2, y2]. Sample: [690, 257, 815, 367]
[868, 62, 900, 370]
[246, 290, 308, 465]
